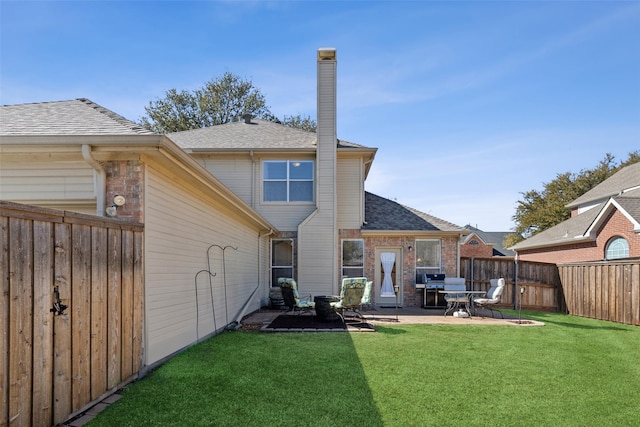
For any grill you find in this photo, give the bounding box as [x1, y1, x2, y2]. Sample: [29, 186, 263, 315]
[423, 274, 446, 308]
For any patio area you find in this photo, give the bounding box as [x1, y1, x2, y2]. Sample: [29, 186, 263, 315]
[241, 306, 544, 331]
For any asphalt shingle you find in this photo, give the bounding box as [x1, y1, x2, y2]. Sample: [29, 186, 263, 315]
[167, 118, 367, 150]
[364, 192, 465, 232]
[0, 99, 155, 136]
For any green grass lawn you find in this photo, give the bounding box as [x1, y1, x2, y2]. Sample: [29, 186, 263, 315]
[88, 311, 640, 427]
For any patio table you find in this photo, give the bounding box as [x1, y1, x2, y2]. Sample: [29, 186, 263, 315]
[439, 290, 485, 317]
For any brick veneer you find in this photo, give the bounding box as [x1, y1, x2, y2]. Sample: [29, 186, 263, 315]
[460, 235, 494, 258]
[518, 208, 639, 263]
[104, 160, 144, 222]
[339, 229, 460, 307]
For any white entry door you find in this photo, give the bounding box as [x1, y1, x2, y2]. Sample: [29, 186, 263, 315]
[374, 248, 403, 307]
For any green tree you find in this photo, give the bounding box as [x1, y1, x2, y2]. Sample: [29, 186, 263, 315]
[280, 114, 317, 132]
[139, 72, 272, 133]
[139, 73, 318, 134]
[504, 151, 640, 248]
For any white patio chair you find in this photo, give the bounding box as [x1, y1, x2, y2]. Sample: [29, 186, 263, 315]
[473, 278, 505, 318]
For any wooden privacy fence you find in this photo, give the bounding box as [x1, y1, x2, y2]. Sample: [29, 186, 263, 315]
[1, 201, 144, 427]
[461, 257, 563, 312]
[559, 260, 640, 326]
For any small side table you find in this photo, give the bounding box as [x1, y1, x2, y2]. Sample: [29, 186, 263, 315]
[314, 295, 341, 321]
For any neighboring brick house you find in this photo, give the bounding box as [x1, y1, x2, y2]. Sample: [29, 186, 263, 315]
[460, 225, 515, 258]
[510, 162, 640, 263]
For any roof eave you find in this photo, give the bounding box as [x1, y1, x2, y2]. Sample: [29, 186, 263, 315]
[511, 235, 594, 252]
[361, 229, 468, 237]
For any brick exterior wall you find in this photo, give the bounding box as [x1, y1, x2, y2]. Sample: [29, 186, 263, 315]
[339, 229, 460, 307]
[104, 160, 144, 222]
[460, 234, 494, 258]
[518, 208, 639, 263]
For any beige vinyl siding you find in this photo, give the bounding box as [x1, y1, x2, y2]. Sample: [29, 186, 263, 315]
[144, 163, 266, 365]
[195, 154, 316, 231]
[297, 54, 338, 295]
[257, 203, 316, 231]
[337, 157, 364, 229]
[0, 160, 96, 211]
[198, 156, 253, 204]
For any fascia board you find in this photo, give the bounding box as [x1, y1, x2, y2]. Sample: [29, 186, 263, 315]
[587, 198, 640, 234]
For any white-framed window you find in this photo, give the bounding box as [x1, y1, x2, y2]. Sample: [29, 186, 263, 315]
[263, 160, 314, 202]
[271, 239, 293, 286]
[605, 236, 629, 260]
[415, 239, 441, 277]
[342, 239, 364, 278]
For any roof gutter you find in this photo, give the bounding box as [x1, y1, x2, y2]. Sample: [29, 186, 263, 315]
[81, 144, 106, 216]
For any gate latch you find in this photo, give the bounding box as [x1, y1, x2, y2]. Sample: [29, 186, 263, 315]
[50, 285, 68, 316]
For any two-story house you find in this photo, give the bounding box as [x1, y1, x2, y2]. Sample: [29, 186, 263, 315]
[1, 48, 468, 367]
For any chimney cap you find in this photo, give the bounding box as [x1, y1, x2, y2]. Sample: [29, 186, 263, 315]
[242, 113, 252, 124]
[317, 48, 336, 61]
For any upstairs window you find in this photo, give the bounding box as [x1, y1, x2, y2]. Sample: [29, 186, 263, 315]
[605, 237, 629, 260]
[263, 160, 314, 202]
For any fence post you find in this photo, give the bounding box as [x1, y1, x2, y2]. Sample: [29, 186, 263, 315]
[513, 255, 519, 309]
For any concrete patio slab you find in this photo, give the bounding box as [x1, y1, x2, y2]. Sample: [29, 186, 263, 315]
[240, 307, 544, 330]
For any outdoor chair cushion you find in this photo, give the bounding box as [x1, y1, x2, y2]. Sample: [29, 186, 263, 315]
[332, 277, 367, 309]
[278, 278, 315, 310]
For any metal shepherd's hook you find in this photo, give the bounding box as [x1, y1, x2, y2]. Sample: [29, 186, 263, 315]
[208, 244, 238, 326]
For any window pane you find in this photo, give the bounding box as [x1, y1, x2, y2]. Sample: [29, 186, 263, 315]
[264, 162, 287, 179]
[606, 237, 629, 260]
[264, 181, 287, 201]
[342, 240, 364, 266]
[272, 240, 293, 265]
[272, 268, 293, 287]
[342, 267, 364, 278]
[416, 240, 441, 268]
[289, 161, 313, 179]
[289, 181, 313, 201]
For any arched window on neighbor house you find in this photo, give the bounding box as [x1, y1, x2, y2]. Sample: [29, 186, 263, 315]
[605, 236, 629, 260]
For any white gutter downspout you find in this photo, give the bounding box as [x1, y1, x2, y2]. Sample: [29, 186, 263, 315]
[250, 150, 255, 208]
[81, 144, 106, 216]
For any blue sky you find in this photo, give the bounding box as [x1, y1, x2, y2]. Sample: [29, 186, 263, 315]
[2, 1, 639, 231]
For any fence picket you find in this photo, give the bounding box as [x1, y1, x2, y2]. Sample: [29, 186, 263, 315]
[53, 223, 72, 425]
[32, 220, 54, 426]
[1, 215, 9, 426]
[9, 218, 33, 427]
[91, 227, 108, 401]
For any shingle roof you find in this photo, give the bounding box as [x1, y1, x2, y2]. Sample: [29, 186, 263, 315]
[511, 188, 640, 251]
[567, 162, 640, 208]
[167, 118, 369, 150]
[464, 225, 515, 256]
[363, 192, 466, 233]
[0, 99, 155, 136]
